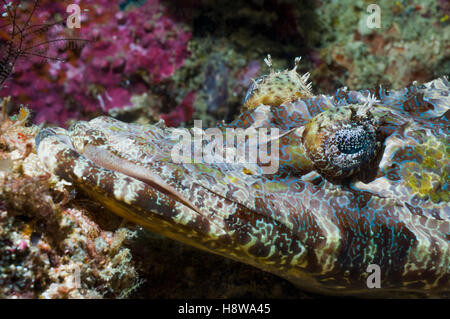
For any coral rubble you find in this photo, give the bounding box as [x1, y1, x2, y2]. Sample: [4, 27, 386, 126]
[0, 99, 139, 298]
[315, 0, 449, 90]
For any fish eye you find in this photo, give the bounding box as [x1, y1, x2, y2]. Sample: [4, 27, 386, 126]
[302, 105, 383, 182]
[324, 124, 376, 170]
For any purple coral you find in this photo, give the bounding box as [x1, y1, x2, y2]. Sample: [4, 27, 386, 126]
[1, 0, 191, 126]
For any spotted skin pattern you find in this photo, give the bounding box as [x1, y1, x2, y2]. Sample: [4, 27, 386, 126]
[36, 76, 449, 297]
[242, 56, 313, 112]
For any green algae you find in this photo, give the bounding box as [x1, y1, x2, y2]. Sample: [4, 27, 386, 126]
[404, 136, 449, 203]
[316, 0, 450, 90]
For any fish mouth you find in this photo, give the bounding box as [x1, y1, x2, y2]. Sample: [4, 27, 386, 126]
[35, 127, 234, 246]
[80, 144, 202, 214]
[35, 126, 310, 279]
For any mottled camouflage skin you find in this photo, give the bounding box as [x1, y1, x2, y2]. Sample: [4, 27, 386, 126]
[242, 56, 313, 111]
[36, 76, 449, 297]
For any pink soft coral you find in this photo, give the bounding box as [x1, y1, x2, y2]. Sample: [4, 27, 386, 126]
[1, 0, 191, 126]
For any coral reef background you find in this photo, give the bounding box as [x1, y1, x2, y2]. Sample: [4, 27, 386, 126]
[1, 0, 448, 127]
[0, 0, 448, 298]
